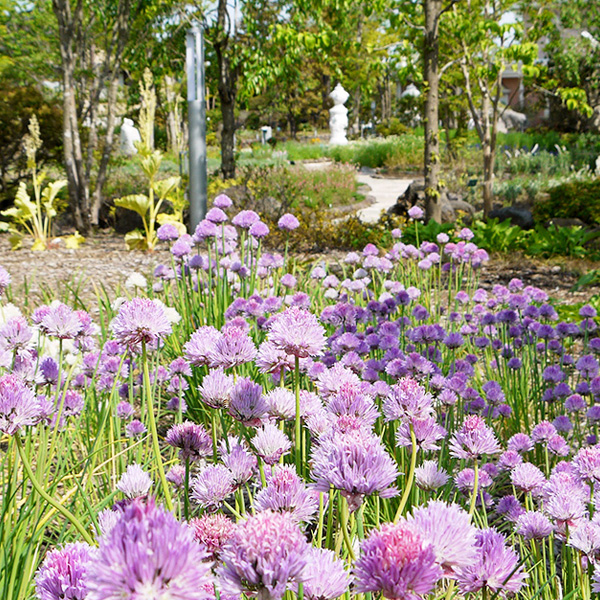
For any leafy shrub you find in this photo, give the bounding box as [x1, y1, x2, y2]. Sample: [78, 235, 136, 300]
[469, 218, 529, 254]
[0, 81, 63, 202]
[533, 179, 600, 225]
[329, 135, 423, 170]
[376, 118, 410, 137]
[526, 224, 600, 259]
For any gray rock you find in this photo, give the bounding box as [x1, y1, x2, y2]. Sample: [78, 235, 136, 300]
[488, 205, 534, 229]
[548, 217, 586, 228]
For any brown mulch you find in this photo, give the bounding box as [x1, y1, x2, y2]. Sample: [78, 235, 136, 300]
[1, 233, 599, 312]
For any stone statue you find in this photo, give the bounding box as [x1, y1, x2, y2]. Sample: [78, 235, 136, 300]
[120, 118, 142, 156]
[329, 83, 350, 146]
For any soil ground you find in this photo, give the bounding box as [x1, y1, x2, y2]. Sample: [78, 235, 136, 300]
[1, 233, 599, 314]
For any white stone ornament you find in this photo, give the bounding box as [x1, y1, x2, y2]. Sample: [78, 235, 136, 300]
[329, 83, 350, 146]
[120, 118, 142, 156]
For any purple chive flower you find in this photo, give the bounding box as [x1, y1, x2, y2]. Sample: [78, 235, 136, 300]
[199, 368, 234, 409]
[232, 209, 260, 229]
[190, 513, 236, 560]
[252, 423, 292, 465]
[209, 325, 257, 370]
[302, 547, 350, 600]
[268, 307, 326, 358]
[510, 462, 546, 494]
[87, 498, 212, 599]
[35, 542, 92, 600]
[167, 465, 185, 488]
[221, 439, 257, 485]
[228, 377, 267, 426]
[184, 326, 222, 367]
[166, 421, 212, 462]
[396, 417, 446, 451]
[407, 206, 424, 220]
[496, 495, 526, 523]
[544, 471, 589, 529]
[250, 221, 270, 238]
[383, 377, 434, 422]
[456, 529, 527, 596]
[354, 520, 442, 599]
[218, 510, 309, 600]
[254, 465, 319, 523]
[408, 500, 477, 574]
[206, 207, 228, 224]
[116, 464, 152, 499]
[507, 432, 533, 453]
[449, 415, 501, 460]
[37, 356, 59, 386]
[214, 194, 233, 209]
[39, 303, 83, 339]
[568, 519, 600, 558]
[280, 273, 297, 289]
[157, 223, 180, 241]
[278, 213, 300, 231]
[548, 434, 570, 457]
[111, 298, 171, 352]
[311, 427, 398, 512]
[516, 511, 554, 540]
[125, 419, 146, 438]
[0, 374, 41, 435]
[0, 266, 11, 295]
[325, 382, 380, 429]
[415, 461, 449, 491]
[191, 464, 236, 512]
[498, 450, 523, 471]
[531, 420, 557, 444]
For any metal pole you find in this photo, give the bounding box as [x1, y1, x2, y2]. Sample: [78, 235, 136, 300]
[187, 24, 207, 233]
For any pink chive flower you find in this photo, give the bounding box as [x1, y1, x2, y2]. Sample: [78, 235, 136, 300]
[449, 415, 501, 460]
[111, 298, 171, 352]
[214, 194, 233, 209]
[0, 266, 11, 295]
[0, 374, 41, 435]
[254, 465, 319, 523]
[302, 547, 350, 600]
[415, 460, 449, 491]
[252, 423, 292, 465]
[35, 542, 92, 600]
[268, 307, 326, 359]
[116, 464, 152, 499]
[383, 377, 435, 422]
[218, 510, 309, 600]
[190, 513, 236, 560]
[354, 520, 442, 599]
[407, 500, 477, 574]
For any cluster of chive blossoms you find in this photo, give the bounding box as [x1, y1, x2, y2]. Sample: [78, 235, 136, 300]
[16, 193, 600, 600]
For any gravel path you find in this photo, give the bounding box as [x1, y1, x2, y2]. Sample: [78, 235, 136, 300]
[355, 174, 412, 223]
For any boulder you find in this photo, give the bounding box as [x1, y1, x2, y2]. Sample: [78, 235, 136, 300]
[389, 179, 475, 223]
[488, 204, 534, 229]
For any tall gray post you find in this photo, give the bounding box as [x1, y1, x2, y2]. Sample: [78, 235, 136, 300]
[186, 24, 207, 233]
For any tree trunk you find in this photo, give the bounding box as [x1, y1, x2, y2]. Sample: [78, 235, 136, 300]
[423, 0, 443, 223]
[91, 75, 120, 226]
[53, 0, 89, 232]
[212, 0, 238, 181]
[481, 89, 493, 217]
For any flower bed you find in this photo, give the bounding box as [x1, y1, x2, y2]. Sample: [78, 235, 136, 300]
[3, 194, 600, 599]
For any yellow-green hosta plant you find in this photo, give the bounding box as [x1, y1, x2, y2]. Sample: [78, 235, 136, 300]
[115, 145, 186, 251]
[116, 71, 187, 251]
[0, 116, 84, 250]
